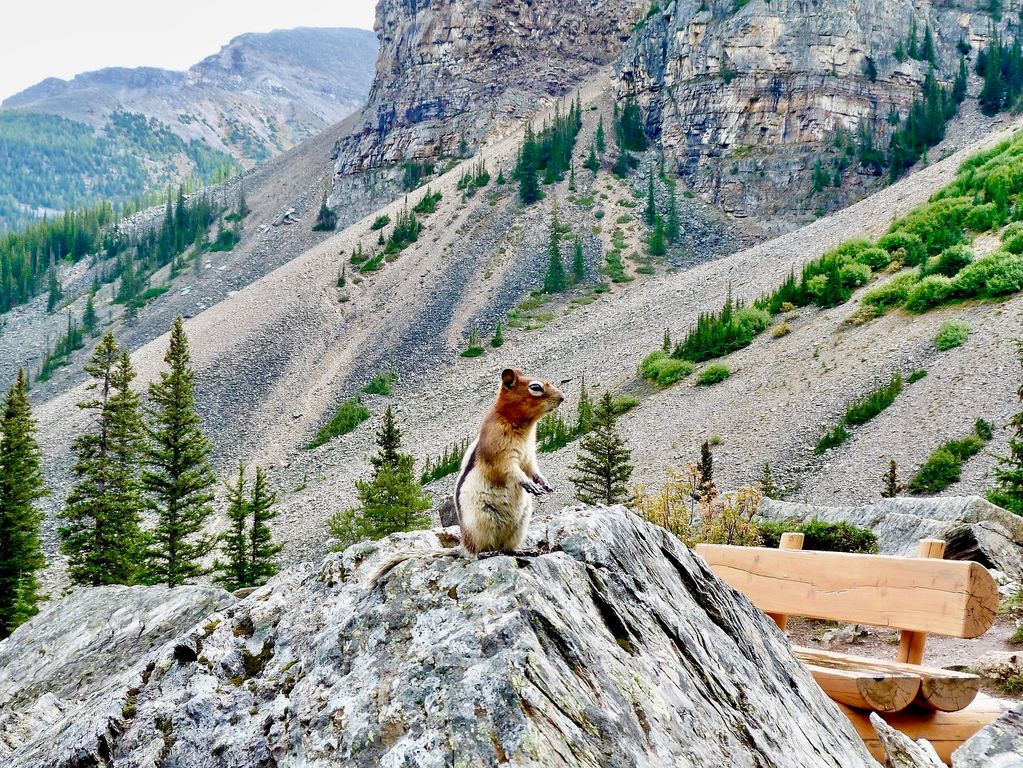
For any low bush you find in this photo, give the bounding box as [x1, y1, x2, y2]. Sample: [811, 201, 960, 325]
[814, 424, 849, 454]
[757, 519, 878, 553]
[854, 246, 894, 270]
[370, 214, 391, 231]
[641, 351, 695, 387]
[965, 202, 998, 232]
[878, 231, 926, 266]
[840, 262, 872, 288]
[909, 420, 991, 493]
[953, 250, 1023, 298]
[908, 369, 928, 383]
[772, 321, 792, 338]
[935, 320, 970, 350]
[926, 245, 973, 278]
[362, 372, 396, 395]
[861, 270, 920, 310]
[611, 394, 639, 414]
[844, 373, 903, 426]
[307, 398, 370, 449]
[905, 274, 954, 312]
[697, 363, 731, 385]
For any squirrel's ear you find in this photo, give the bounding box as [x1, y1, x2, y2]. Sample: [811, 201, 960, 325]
[501, 368, 517, 389]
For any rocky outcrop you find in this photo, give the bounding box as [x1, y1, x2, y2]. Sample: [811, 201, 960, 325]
[953, 705, 1023, 766]
[616, 0, 1005, 229]
[332, 0, 641, 179]
[759, 496, 1023, 578]
[2, 507, 878, 766]
[0, 585, 234, 759]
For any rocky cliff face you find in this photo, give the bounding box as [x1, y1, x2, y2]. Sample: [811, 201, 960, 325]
[616, 0, 1009, 229]
[1, 507, 879, 767]
[332, 0, 642, 179]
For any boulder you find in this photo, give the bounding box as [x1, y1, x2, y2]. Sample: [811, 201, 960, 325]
[952, 704, 1023, 767]
[760, 497, 1023, 578]
[2, 506, 878, 767]
[0, 584, 234, 759]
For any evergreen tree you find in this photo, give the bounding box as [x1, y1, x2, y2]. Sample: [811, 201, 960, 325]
[569, 392, 633, 505]
[989, 342, 1023, 514]
[82, 292, 98, 334]
[662, 328, 672, 353]
[60, 336, 146, 586]
[46, 263, 61, 312]
[329, 411, 431, 549]
[881, 459, 903, 498]
[665, 191, 681, 243]
[571, 237, 586, 284]
[247, 465, 279, 586]
[583, 144, 600, 172]
[371, 406, 402, 473]
[759, 462, 778, 499]
[648, 217, 667, 257]
[0, 369, 48, 637]
[907, 19, 919, 60]
[313, 190, 337, 232]
[236, 188, 250, 219]
[518, 125, 543, 204]
[953, 55, 969, 105]
[143, 317, 217, 586]
[645, 170, 657, 225]
[980, 32, 1005, 116]
[595, 115, 607, 153]
[544, 211, 567, 293]
[922, 25, 936, 64]
[213, 463, 250, 591]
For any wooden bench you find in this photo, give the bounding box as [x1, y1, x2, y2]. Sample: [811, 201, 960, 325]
[695, 535, 1002, 764]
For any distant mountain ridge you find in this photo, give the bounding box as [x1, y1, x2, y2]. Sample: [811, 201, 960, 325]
[0, 26, 378, 230]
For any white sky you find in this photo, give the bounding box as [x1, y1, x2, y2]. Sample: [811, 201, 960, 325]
[0, 0, 378, 101]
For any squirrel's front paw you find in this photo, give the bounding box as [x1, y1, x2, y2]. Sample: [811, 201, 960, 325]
[532, 472, 554, 494]
[520, 479, 545, 495]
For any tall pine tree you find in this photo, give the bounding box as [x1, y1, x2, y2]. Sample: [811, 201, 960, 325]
[247, 466, 280, 586]
[571, 237, 586, 284]
[143, 317, 217, 586]
[644, 170, 657, 225]
[666, 191, 681, 243]
[544, 210, 567, 293]
[0, 369, 48, 637]
[214, 463, 250, 591]
[371, 406, 402, 473]
[569, 392, 633, 505]
[60, 336, 147, 586]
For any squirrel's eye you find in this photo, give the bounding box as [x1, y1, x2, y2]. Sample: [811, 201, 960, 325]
[528, 382, 545, 396]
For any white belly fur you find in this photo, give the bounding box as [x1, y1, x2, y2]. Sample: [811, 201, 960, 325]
[457, 465, 532, 553]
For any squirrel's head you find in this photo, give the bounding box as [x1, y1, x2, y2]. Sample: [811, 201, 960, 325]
[495, 368, 565, 427]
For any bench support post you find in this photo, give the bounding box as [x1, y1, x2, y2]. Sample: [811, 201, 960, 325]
[766, 532, 805, 630]
[897, 538, 947, 664]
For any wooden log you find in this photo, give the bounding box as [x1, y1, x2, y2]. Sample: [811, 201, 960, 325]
[766, 532, 804, 630]
[794, 646, 980, 712]
[838, 695, 1004, 765]
[695, 544, 999, 638]
[802, 662, 919, 713]
[898, 539, 947, 665]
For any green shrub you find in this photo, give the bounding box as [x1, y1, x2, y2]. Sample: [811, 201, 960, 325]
[854, 246, 894, 270]
[757, 519, 878, 553]
[611, 394, 639, 414]
[772, 321, 793, 338]
[370, 214, 391, 230]
[673, 297, 769, 363]
[905, 274, 953, 312]
[878, 231, 926, 266]
[815, 424, 849, 454]
[908, 369, 928, 383]
[861, 270, 920, 309]
[1002, 233, 1023, 254]
[362, 372, 396, 395]
[844, 374, 903, 426]
[697, 363, 731, 385]
[307, 398, 371, 449]
[926, 245, 973, 278]
[965, 202, 998, 232]
[935, 320, 970, 350]
[641, 351, 695, 387]
[909, 447, 962, 492]
[909, 420, 991, 493]
[840, 262, 872, 288]
[953, 251, 1023, 298]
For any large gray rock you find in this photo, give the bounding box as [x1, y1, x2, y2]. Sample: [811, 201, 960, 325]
[760, 496, 1023, 578]
[4, 506, 878, 767]
[0, 584, 234, 759]
[953, 705, 1023, 767]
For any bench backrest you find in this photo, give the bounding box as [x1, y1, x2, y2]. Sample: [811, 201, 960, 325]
[694, 543, 999, 638]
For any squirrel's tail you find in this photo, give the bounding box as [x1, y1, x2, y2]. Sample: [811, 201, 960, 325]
[364, 545, 465, 588]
